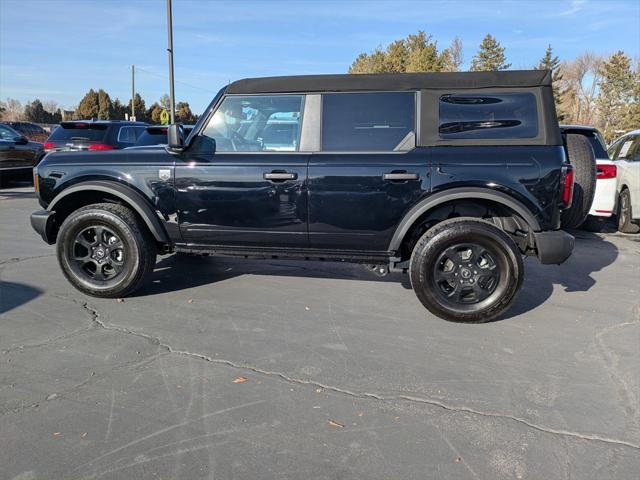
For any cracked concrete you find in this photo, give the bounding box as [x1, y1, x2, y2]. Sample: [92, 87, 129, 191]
[1, 184, 640, 479]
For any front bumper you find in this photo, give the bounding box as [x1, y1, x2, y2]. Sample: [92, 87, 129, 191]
[30, 210, 56, 244]
[533, 230, 574, 265]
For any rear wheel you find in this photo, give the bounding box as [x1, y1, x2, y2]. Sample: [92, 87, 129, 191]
[617, 189, 639, 233]
[562, 134, 596, 229]
[410, 218, 524, 323]
[56, 203, 157, 297]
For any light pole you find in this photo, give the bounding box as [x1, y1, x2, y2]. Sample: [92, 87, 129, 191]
[166, 0, 176, 124]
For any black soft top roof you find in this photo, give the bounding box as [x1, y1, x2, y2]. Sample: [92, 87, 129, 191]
[226, 70, 552, 94]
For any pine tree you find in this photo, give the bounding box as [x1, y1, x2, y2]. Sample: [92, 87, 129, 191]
[97, 89, 114, 120]
[404, 32, 443, 72]
[536, 45, 566, 120]
[112, 99, 128, 119]
[597, 51, 636, 141]
[76, 89, 100, 119]
[348, 31, 444, 74]
[23, 99, 47, 123]
[147, 102, 164, 124]
[470, 34, 511, 71]
[175, 102, 197, 123]
[128, 93, 146, 122]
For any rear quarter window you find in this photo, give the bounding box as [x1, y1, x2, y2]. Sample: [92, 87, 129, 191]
[438, 92, 538, 140]
[117, 126, 146, 144]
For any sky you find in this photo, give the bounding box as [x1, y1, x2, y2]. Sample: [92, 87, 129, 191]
[1, 0, 639, 114]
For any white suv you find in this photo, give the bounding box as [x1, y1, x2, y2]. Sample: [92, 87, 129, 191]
[608, 129, 640, 233]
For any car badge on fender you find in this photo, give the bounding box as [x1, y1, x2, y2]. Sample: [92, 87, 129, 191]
[159, 169, 171, 181]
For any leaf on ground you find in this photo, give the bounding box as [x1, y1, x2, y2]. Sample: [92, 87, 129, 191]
[357, 411, 364, 417]
[52, 432, 61, 436]
[328, 419, 344, 428]
[116, 298, 124, 303]
[305, 306, 310, 311]
[454, 457, 461, 463]
[233, 376, 248, 384]
[80, 432, 88, 438]
[315, 388, 323, 393]
[187, 299, 193, 304]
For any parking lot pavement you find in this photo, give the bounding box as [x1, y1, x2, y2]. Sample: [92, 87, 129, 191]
[1, 182, 639, 480]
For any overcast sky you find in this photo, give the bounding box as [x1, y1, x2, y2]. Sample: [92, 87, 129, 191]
[1, 0, 639, 113]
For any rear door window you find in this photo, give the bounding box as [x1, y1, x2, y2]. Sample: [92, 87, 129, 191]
[321, 92, 415, 152]
[438, 92, 538, 140]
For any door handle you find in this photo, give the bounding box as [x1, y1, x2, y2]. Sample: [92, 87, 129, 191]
[264, 171, 298, 181]
[383, 172, 419, 181]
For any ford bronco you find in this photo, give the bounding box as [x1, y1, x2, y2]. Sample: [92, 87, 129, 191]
[31, 70, 575, 322]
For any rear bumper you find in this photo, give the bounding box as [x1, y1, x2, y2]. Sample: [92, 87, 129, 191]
[30, 210, 56, 244]
[534, 230, 574, 265]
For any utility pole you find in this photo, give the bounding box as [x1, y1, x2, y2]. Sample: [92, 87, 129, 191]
[166, 0, 176, 123]
[131, 64, 135, 121]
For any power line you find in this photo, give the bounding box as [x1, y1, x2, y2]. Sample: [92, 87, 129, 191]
[134, 66, 217, 94]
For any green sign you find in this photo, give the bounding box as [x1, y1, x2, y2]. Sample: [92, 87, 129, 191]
[160, 109, 170, 125]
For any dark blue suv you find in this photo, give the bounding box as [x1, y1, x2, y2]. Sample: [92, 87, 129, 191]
[31, 70, 576, 322]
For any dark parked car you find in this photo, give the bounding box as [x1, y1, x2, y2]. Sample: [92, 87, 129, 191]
[0, 123, 45, 183]
[1, 121, 48, 143]
[31, 70, 575, 323]
[125, 124, 195, 149]
[43, 120, 148, 152]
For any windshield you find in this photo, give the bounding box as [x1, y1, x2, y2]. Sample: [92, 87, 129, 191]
[584, 131, 609, 158]
[48, 123, 108, 143]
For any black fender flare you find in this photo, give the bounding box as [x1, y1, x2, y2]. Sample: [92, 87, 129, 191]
[388, 187, 541, 252]
[48, 180, 171, 244]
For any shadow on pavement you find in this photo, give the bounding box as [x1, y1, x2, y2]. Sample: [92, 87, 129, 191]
[134, 231, 619, 322]
[503, 230, 619, 319]
[0, 281, 43, 315]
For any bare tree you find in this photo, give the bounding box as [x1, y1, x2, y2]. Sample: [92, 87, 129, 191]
[1, 98, 24, 121]
[557, 52, 603, 126]
[42, 100, 60, 114]
[442, 37, 463, 72]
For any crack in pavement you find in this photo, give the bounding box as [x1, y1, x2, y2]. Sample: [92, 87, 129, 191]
[0, 253, 55, 267]
[67, 297, 640, 452]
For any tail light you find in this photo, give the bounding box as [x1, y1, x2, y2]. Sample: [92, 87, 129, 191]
[33, 169, 39, 194]
[596, 164, 617, 180]
[88, 144, 114, 151]
[43, 141, 55, 150]
[561, 165, 575, 209]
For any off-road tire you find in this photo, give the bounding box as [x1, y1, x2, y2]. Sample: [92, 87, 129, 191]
[56, 203, 156, 297]
[617, 189, 640, 234]
[410, 217, 524, 323]
[562, 134, 596, 229]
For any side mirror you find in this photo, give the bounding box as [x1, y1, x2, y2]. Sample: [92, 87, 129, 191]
[167, 124, 184, 151]
[14, 135, 29, 145]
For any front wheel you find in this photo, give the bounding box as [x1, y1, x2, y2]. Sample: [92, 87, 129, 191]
[56, 203, 157, 297]
[410, 218, 524, 323]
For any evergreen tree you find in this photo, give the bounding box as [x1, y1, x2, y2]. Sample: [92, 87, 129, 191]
[597, 51, 637, 141]
[348, 31, 444, 74]
[97, 89, 114, 120]
[147, 102, 164, 124]
[470, 34, 511, 71]
[112, 99, 128, 119]
[76, 89, 100, 119]
[175, 102, 197, 123]
[23, 99, 48, 123]
[128, 93, 146, 122]
[536, 45, 566, 120]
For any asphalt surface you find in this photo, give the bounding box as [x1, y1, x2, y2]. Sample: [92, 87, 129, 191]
[1, 180, 639, 480]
